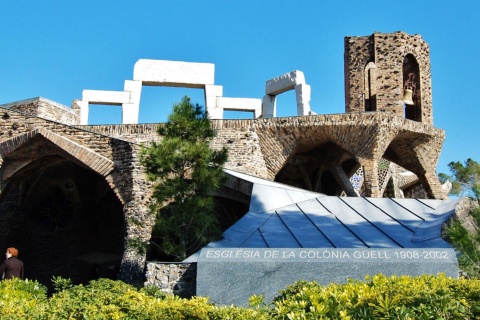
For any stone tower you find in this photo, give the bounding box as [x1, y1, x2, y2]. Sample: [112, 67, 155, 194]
[344, 31, 433, 125]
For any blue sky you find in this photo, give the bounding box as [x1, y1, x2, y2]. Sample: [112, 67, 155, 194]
[1, 0, 478, 176]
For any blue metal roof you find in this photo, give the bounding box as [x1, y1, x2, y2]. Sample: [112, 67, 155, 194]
[184, 169, 457, 261]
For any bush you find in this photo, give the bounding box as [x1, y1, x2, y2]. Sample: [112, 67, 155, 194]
[0, 278, 47, 319]
[272, 273, 480, 319]
[1, 275, 480, 319]
[444, 206, 480, 279]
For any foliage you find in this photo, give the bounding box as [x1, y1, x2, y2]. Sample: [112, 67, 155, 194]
[444, 207, 480, 279]
[141, 96, 228, 261]
[439, 158, 480, 199]
[0, 278, 47, 319]
[51, 276, 73, 293]
[439, 158, 480, 278]
[0, 278, 262, 319]
[272, 274, 480, 319]
[1, 275, 480, 319]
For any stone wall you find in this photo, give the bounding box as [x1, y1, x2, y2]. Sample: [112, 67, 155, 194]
[83, 112, 446, 199]
[0, 106, 153, 285]
[144, 262, 196, 298]
[0, 97, 79, 125]
[344, 32, 433, 125]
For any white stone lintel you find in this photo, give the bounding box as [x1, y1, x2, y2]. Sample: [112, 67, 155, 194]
[265, 70, 306, 95]
[217, 97, 262, 118]
[82, 90, 129, 105]
[133, 59, 215, 88]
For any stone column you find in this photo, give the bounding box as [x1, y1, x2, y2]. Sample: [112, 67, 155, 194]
[205, 85, 223, 119]
[75, 100, 89, 125]
[262, 95, 276, 118]
[123, 80, 142, 124]
[417, 170, 448, 199]
[361, 158, 381, 197]
[295, 83, 311, 116]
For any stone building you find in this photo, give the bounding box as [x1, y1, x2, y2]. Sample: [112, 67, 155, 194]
[0, 31, 449, 287]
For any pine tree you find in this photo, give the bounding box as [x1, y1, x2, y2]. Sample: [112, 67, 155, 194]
[439, 158, 480, 199]
[141, 96, 228, 261]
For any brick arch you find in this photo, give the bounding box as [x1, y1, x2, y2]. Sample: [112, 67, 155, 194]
[0, 127, 114, 177]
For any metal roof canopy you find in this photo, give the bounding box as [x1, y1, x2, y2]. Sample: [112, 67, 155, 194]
[185, 169, 457, 262]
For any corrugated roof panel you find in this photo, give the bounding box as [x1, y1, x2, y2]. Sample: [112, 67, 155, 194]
[390, 199, 438, 219]
[416, 199, 444, 209]
[240, 230, 268, 247]
[276, 204, 335, 248]
[318, 197, 401, 248]
[364, 198, 425, 231]
[339, 197, 414, 248]
[297, 199, 366, 248]
[259, 214, 301, 247]
[229, 212, 271, 235]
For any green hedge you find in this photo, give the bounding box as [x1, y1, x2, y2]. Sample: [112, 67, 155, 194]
[1, 274, 480, 319]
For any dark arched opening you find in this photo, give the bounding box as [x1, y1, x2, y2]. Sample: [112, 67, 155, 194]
[275, 143, 358, 196]
[2, 156, 124, 288]
[403, 54, 421, 121]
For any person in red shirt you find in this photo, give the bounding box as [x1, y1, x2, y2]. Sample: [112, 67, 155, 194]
[0, 247, 24, 280]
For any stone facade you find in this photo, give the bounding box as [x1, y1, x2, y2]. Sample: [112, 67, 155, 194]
[144, 262, 196, 298]
[0, 31, 450, 288]
[0, 97, 78, 125]
[345, 32, 432, 125]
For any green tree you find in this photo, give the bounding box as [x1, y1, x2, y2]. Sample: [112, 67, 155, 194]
[439, 158, 480, 199]
[141, 96, 228, 261]
[439, 158, 480, 278]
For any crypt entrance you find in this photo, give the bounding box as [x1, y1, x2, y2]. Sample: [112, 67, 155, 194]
[1, 155, 124, 287]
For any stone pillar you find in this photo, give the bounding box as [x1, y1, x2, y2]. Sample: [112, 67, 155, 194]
[295, 83, 311, 116]
[325, 162, 358, 197]
[76, 100, 89, 125]
[361, 159, 381, 198]
[123, 80, 142, 124]
[262, 95, 276, 118]
[205, 85, 223, 119]
[417, 170, 448, 199]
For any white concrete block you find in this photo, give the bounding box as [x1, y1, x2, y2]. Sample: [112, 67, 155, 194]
[82, 90, 129, 105]
[295, 84, 311, 116]
[133, 59, 215, 88]
[217, 97, 262, 118]
[205, 85, 223, 119]
[122, 103, 140, 124]
[265, 70, 305, 95]
[262, 95, 276, 118]
[76, 100, 89, 125]
[207, 103, 224, 119]
[124, 80, 143, 103]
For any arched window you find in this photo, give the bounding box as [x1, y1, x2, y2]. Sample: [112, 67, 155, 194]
[364, 62, 377, 112]
[402, 54, 421, 121]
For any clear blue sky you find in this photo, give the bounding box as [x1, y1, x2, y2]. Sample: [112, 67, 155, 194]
[1, 0, 478, 176]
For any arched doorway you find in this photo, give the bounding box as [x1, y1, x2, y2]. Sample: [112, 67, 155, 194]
[3, 156, 124, 287]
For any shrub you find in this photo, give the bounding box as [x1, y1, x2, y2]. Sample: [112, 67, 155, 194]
[444, 206, 480, 279]
[1, 275, 480, 319]
[0, 278, 47, 319]
[272, 273, 480, 319]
